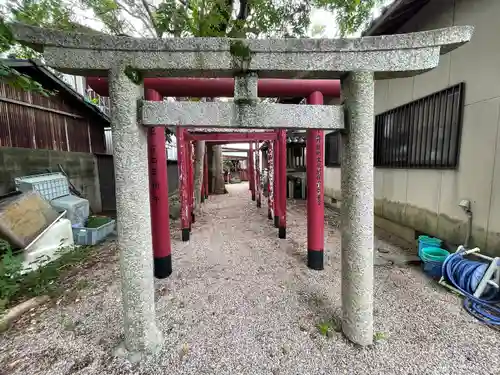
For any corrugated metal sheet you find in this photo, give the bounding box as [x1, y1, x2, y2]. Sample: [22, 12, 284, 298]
[104, 128, 113, 154]
[0, 81, 106, 153]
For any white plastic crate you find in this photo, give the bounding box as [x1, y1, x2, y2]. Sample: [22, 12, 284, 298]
[15, 172, 70, 201]
[50, 194, 89, 226]
[72, 219, 116, 245]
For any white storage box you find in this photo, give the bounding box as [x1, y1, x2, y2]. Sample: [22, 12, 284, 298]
[50, 194, 89, 226]
[22, 217, 74, 272]
[15, 172, 70, 201]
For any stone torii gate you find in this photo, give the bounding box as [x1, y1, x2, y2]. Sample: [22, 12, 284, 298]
[9, 22, 472, 358]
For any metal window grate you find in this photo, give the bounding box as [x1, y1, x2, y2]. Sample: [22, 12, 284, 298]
[374, 82, 465, 169]
[325, 131, 342, 167]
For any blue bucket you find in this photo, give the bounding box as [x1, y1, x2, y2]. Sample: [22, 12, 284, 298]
[418, 235, 442, 258]
[422, 260, 446, 279]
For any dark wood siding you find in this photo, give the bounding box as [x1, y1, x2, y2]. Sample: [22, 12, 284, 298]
[0, 81, 106, 153]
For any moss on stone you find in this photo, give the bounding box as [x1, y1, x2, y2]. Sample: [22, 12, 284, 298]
[124, 66, 142, 85]
[229, 40, 252, 61]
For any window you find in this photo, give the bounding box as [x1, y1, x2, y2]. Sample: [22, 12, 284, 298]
[325, 131, 342, 167]
[374, 83, 465, 168]
[323, 83, 465, 169]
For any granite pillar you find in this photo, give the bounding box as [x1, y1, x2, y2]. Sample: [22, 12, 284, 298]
[108, 66, 162, 358]
[341, 71, 375, 346]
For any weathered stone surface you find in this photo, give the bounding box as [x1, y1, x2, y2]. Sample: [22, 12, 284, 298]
[108, 66, 162, 358]
[340, 72, 375, 347]
[9, 23, 473, 79]
[169, 202, 181, 220]
[141, 101, 344, 130]
[194, 140, 205, 210]
[234, 73, 258, 102]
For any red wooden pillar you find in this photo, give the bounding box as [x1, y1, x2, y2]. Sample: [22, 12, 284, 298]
[267, 141, 274, 220]
[176, 128, 190, 242]
[248, 151, 251, 190]
[273, 135, 279, 228]
[306, 91, 325, 270]
[188, 142, 195, 225]
[203, 148, 209, 199]
[146, 89, 172, 278]
[249, 143, 255, 201]
[255, 142, 261, 208]
[278, 129, 287, 239]
[201, 148, 205, 204]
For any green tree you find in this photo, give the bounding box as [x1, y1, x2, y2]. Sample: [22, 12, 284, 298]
[1, 0, 383, 94]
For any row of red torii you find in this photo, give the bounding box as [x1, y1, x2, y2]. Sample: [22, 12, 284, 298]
[10, 22, 473, 360]
[88, 77, 339, 275]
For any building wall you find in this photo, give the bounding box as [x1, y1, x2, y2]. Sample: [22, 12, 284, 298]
[324, 0, 500, 254]
[95, 153, 179, 212]
[0, 147, 102, 212]
[0, 81, 106, 153]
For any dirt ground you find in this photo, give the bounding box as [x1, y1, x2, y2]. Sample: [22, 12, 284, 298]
[0, 183, 498, 375]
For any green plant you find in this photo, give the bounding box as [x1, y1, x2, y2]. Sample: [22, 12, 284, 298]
[85, 216, 112, 229]
[0, 247, 23, 312]
[316, 321, 331, 336]
[316, 317, 341, 337]
[373, 331, 388, 341]
[0, 244, 99, 311]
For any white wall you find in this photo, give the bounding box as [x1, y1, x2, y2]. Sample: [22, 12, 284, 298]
[60, 74, 86, 96]
[324, 0, 500, 252]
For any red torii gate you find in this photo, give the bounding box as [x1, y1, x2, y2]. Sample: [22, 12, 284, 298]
[87, 77, 340, 279]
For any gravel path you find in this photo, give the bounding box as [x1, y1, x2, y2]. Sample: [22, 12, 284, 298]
[1, 183, 499, 375]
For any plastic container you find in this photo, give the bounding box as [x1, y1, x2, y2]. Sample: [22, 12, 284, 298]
[420, 247, 449, 262]
[72, 219, 115, 245]
[420, 246, 450, 279]
[418, 235, 443, 258]
[50, 195, 89, 226]
[15, 173, 69, 201]
[0, 191, 61, 248]
[422, 260, 446, 279]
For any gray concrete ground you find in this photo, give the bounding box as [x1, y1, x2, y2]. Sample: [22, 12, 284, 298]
[0, 183, 498, 375]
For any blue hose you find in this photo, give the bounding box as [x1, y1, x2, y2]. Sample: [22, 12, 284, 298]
[442, 250, 500, 326]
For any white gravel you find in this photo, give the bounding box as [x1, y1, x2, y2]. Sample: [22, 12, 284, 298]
[1, 183, 498, 375]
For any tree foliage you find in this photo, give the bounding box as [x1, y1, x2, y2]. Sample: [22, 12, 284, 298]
[1, 0, 384, 96]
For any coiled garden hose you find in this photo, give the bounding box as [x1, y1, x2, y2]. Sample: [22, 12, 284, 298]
[442, 251, 500, 326]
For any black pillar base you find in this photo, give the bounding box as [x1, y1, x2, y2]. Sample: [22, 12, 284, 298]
[279, 226, 286, 239]
[154, 255, 172, 278]
[251, 194, 256, 201]
[181, 228, 190, 242]
[274, 216, 279, 228]
[201, 196, 205, 203]
[307, 250, 324, 270]
[257, 200, 261, 208]
[191, 212, 196, 223]
[268, 211, 272, 220]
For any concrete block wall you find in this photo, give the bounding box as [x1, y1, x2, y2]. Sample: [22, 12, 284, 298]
[0, 147, 102, 213]
[324, 0, 500, 255]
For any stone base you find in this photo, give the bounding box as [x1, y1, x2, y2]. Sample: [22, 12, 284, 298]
[113, 331, 163, 364]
